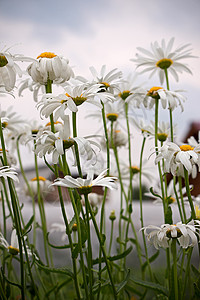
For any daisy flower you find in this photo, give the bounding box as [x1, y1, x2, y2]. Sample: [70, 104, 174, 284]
[101, 126, 127, 149]
[130, 117, 151, 138]
[148, 120, 175, 142]
[81, 192, 104, 208]
[25, 176, 54, 197]
[34, 115, 100, 164]
[131, 38, 195, 84]
[117, 73, 144, 108]
[0, 229, 32, 256]
[89, 65, 122, 93]
[145, 179, 190, 206]
[0, 166, 18, 189]
[27, 51, 74, 84]
[52, 169, 117, 195]
[0, 46, 34, 92]
[141, 221, 200, 249]
[129, 86, 186, 111]
[19, 77, 45, 102]
[155, 142, 200, 178]
[0, 106, 27, 134]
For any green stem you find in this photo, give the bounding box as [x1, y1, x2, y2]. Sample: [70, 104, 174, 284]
[85, 195, 118, 299]
[171, 239, 178, 300]
[164, 68, 173, 142]
[108, 219, 114, 257]
[16, 137, 36, 246]
[178, 177, 187, 223]
[184, 168, 196, 219]
[173, 177, 184, 223]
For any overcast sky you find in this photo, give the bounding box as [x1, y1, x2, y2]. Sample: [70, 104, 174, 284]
[0, 0, 200, 166]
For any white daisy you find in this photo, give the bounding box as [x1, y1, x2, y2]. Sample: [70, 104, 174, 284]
[0, 46, 34, 92]
[155, 142, 200, 178]
[131, 38, 195, 84]
[101, 126, 127, 149]
[0, 106, 27, 134]
[145, 179, 190, 206]
[81, 192, 104, 208]
[27, 51, 74, 84]
[89, 65, 122, 93]
[19, 77, 45, 102]
[129, 86, 186, 111]
[52, 169, 117, 195]
[0, 229, 33, 256]
[0, 166, 18, 188]
[25, 176, 54, 197]
[141, 221, 200, 249]
[34, 115, 100, 164]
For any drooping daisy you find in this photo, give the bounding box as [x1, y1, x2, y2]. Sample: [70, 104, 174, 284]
[141, 221, 200, 249]
[81, 192, 104, 208]
[0, 148, 17, 167]
[131, 38, 195, 84]
[155, 142, 200, 178]
[27, 51, 74, 85]
[148, 120, 176, 142]
[52, 169, 117, 195]
[19, 77, 45, 102]
[89, 65, 122, 93]
[0, 229, 32, 256]
[0, 46, 34, 92]
[130, 117, 151, 138]
[128, 87, 186, 111]
[0, 106, 27, 134]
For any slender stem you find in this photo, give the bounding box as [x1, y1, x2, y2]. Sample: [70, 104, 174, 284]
[164, 68, 173, 142]
[84, 194, 94, 299]
[173, 177, 184, 223]
[108, 219, 114, 256]
[171, 239, 178, 300]
[184, 168, 196, 219]
[16, 138, 36, 246]
[85, 195, 118, 299]
[178, 177, 187, 223]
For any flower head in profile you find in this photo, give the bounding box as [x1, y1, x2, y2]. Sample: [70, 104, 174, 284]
[129, 87, 186, 111]
[52, 169, 117, 195]
[155, 142, 200, 178]
[145, 179, 190, 206]
[37, 83, 111, 120]
[131, 38, 195, 84]
[0, 166, 18, 190]
[141, 221, 200, 249]
[34, 115, 100, 164]
[0, 46, 34, 92]
[27, 51, 74, 84]
[89, 65, 122, 93]
[25, 176, 54, 197]
[0, 229, 32, 256]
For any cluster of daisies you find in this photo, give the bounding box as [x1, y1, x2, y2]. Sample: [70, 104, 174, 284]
[0, 37, 200, 254]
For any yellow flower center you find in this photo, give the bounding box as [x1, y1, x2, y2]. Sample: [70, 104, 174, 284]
[1, 122, 8, 128]
[31, 176, 47, 181]
[179, 145, 194, 151]
[63, 139, 74, 149]
[106, 113, 119, 122]
[156, 58, 173, 70]
[131, 166, 140, 175]
[158, 133, 168, 142]
[147, 86, 163, 99]
[100, 82, 110, 88]
[8, 246, 19, 256]
[167, 196, 176, 205]
[0, 55, 8, 67]
[37, 52, 57, 59]
[78, 185, 92, 195]
[45, 121, 62, 127]
[65, 93, 87, 106]
[119, 90, 131, 100]
[195, 205, 200, 220]
[166, 225, 182, 238]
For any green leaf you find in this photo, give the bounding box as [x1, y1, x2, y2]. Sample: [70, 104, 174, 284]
[149, 187, 162, 199]
[130, 275, 168, 296]
[142, 250, 159, 272]
[116, 269, 130, 294]
[93, 246, 133, 265]
[35, 260, 74, 279]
